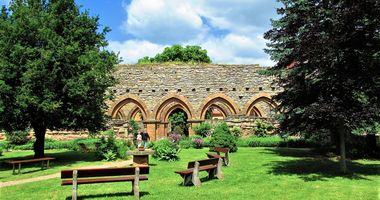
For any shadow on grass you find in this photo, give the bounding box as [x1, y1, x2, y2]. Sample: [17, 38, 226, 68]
[0, 151, 99, 173]
[263, 147, 320, 158]
[65, 191, 150, 200]
[265, 148, 379, 182]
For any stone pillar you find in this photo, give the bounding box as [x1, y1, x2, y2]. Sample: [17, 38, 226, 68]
[187, 119, 204, 136]
[142, 120, 161, 141]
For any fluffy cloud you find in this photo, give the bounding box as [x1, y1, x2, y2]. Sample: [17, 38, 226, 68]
[123, 0, 206, 44]
[110, 0, 280, 66]
[108, 40, 166, 63]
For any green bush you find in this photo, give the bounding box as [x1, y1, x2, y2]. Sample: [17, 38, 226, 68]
[193, 122, 212, 137]
[252, 119, 274, 137]
[152, 139, 180, 161]
[5, 130, 30, 145]
[96, 130, 118, 161]
[238, 136, 283, 147]
[0, 148, 2, 156]
[116, 140, 134, 159]
[230, 126, 242, 137]
[179, 138, 192, 149]
[203, 137, 211, 147]
[128, 119, 140, 137]
[210, 123, 238, 152]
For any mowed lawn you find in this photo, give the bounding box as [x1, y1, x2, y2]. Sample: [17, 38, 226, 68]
[1, 147, 379, 200]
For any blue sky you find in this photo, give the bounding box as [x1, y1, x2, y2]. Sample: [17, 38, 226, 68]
[1, 0, 281, 66]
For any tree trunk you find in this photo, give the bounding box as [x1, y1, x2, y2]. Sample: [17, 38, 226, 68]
[33, 124, 46, 158]
[337, 122, 347, 173]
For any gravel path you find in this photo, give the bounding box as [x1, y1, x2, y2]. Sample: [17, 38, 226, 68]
[0, 159, 133, 188]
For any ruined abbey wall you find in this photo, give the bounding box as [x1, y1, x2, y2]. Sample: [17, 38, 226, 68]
[108, 64, 279, 139]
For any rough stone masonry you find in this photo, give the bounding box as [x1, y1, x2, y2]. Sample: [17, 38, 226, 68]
[107, 64, 279, 139]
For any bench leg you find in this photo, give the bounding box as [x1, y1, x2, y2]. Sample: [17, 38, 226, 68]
[72, 170, 78, 200]
[47, 160, 50, 168]
[182, 174, 193, 186]
[133, 167, 140, 200]
[41, 160, 44, 169]
[192, 161, 201, 187]
[216, 158, 224, 180]
[18, 163, 21, 175]
[12, 164, 15, 175]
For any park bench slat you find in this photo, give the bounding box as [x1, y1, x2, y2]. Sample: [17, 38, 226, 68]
[187, 158, 219, 169]
[6, 157, 55, 164]
[175, 164, 217, 175]
[61, 166, 149, 178]
[61, 176, 148, 185]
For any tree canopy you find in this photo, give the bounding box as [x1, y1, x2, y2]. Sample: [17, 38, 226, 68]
[0, 0, 119, 157]
[137, 44, 211, 64]
[264, 0, 380, 172]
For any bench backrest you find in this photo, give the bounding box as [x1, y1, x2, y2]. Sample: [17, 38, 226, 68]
[187, 158, 219, 169]
[214, 147, 229, 154]
[7, 157, 55, 164]
[61, 166, 149, 179]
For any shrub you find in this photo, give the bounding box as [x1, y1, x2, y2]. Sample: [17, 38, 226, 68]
[239, 136, 283, 147]
[116, 140, 134, 159]
[192, 138, 204, 149]
[127, 119, 140, 137]
[210, 123, 238, 152]
[152, 139, 180, 161]
[5, 130, 30, 145]
[179, 138, 192, 149]
[193, 122, 212, 137]
[203, 137, 211, 147]
[0, 148, 2, 156]
[96, 130, 118, 161]
[230, 126, 242, 137]
[168, 133, 182, 143]
[252, 119, 274, 137]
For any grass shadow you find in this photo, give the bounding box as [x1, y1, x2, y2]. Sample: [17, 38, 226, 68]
[265, 148, 379, 182]
[0, 151, 99, 177]
[65, 191, 150, 200]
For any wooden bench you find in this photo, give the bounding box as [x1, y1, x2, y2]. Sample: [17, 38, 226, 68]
[61, 166, 149, 200]
[206, 147, 230, 166]
[174, 157, 223, 186]
[6, 157, 55, 175]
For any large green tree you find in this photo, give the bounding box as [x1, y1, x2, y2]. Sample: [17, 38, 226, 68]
[0, 0, 119, 157]
[138, 44, 211, 64]
[265, 0, 380, 172]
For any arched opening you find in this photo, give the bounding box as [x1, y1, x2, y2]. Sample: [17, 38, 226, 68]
[167, 108, 189, 137]
[244, 97, 277, 118]
[198, 93, 239, 120]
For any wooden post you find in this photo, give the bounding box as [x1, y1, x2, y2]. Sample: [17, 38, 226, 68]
[216, 158, 224, 180]
[134, 167, 140, 199]
[225, 150, 230, 166]
[72, 170, 78, 200]
[192, 161, 201, 186]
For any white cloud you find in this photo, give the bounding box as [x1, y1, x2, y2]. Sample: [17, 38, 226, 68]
[108, 40, 166, 63]
[123, 0, 206, 44]
[114, 0, 280, 66]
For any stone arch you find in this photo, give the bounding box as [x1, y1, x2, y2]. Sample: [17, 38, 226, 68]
[242, 92, 277, 117]
[126, 106, 144, 121]
[108, 94, 150, 120]
[198, 93, 240, 119]
[153, 93, 195, 122]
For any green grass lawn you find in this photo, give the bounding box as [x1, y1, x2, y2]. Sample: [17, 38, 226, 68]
[0, 149, 108, 182]
[1, 147, 379, 200]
